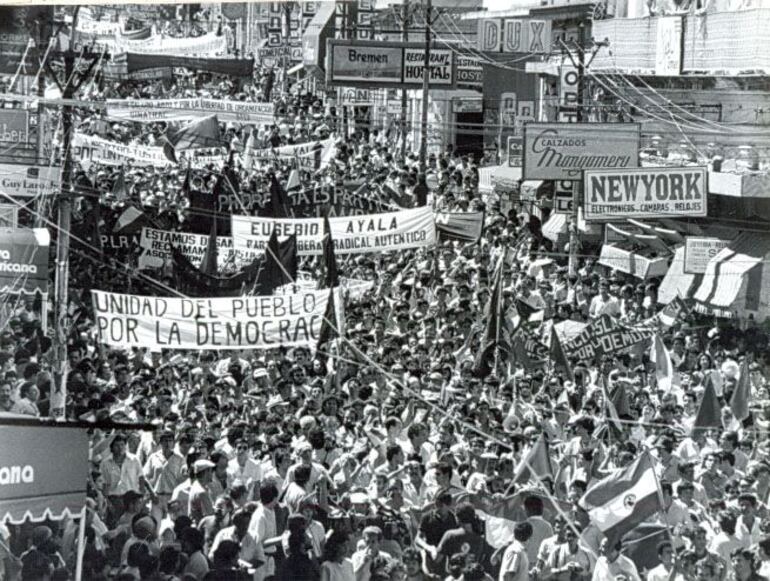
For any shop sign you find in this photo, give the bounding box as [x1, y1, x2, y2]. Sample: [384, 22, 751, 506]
[507, 136, 523, 167]
[523, 122, 640, 181]
[0, 110, 28, 144]
[477, 18, 552, 54]
[684, 236, 730, 274]
[583, 166, 707, 221]
[330, 42, 403, 84]
[453, 99, 482, 113]
[403, 48, 453, 85]
[655, 16, 683, 76]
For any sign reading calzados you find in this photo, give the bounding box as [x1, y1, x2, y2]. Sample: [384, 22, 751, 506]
[523, 123, 640, 180]
[583, 167, 708, 221]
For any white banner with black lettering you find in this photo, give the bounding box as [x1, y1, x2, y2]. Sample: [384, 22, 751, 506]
[231, 206, 436, 256]
[243, 138, 335, 170]
[106, 98, 275, 125]
[137, 227, 261, 271]
[115, 31, 228, 57]
[92, 288, 341, 350]
[72, 133, 172, 167]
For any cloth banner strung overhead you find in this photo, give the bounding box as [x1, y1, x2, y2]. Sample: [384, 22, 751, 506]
[563, 314, 654, 362]
[231, 206, 436, 256]
[106, 98, 275, 125]
[0, 424, 88, 523]
[110, 52, 255, 77]
[0, 228, 49, 294]
[92, 288, 342, 350]
[243, 138, 335, 171]
[114, 30, 228, 56]
[435, 210, 485, 242]
[72, 133, 172, 168]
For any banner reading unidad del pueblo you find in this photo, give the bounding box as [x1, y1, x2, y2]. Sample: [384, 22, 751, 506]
[92, 289, 340, 350]
[231, 206, 435, 256]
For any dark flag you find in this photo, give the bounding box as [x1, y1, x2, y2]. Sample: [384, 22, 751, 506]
[317, 287, 338, 351]
[318, 214, 339, 289]
[198, 219, 218, 276]
[263, 173, 291, 218]
[694, 377, 722, 432]
[163, 115, 222, 163]
[474, 252, 511, 378]
[549, 328, 574, 383]
[730, 359, 752, 425]
[111, 167, 129, 202]
[253, 231, 298, 295]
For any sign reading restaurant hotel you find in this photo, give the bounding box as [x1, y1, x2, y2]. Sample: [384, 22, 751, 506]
[583, 167, 708, 221]
[522, 123, 640, 181]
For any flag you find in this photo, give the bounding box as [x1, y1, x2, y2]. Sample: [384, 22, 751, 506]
[113, 206, 151, 235]
[579, 452, 662, 545]
[264, 174, 291, 218]
[549, 327, 574, 382]
[286, 169, 300, 193]
[730, 359, 751, 423]
[515, 298, 544, 325]
[650, 334, 682, 401]
[163, 115, 222, 162]
[512, 434, 554, 485]
[693, 378, 722, 433]
[198, 219, 218, 276]
[318, 215, 339, 289]
[473, 252, 510, 378]
[414, 173, 429, 206]
[253, 231, 298, 295]
[317, 287, 338, 350]
[111, 168, 129, 202]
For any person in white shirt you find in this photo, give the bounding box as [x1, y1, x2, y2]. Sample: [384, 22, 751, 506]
[591, 538, 640, 581]
[736, 493, 763, 549]
[209, 509, 261, 570]
[248, 482, 282, 581]
[227, 438, 263, 500]
[589, 281, 621, 319]
[646, 541, 675, 581]
[499, 521, 532, 581]
[709, 511, 743, 562]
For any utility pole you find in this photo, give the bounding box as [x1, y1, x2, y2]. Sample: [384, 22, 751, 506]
[400, 0, 409, 160]
[46, 7, 106, 420]
[419, 0, 432, 172]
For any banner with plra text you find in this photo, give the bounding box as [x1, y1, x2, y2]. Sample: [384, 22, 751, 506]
[137, 227, 262, 271]
[106, 98, 275, 125]
[72, 133, 172, 167]
[563, 314, 653, 361]
[92, 288, 342, 350]
[231, 206, 436, 256]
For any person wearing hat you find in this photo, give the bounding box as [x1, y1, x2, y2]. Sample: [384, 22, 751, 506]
[188, 458, 216, 524]
[352, 525, 394, 581]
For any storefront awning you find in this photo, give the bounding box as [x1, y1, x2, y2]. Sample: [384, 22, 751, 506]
[598, 244, 670, 279]
[606, 224, 671, 255]
[492, 166, 522, 191]
[0, 423, 89, 524]
[626, 219, 685, 246]
[543, 212, 568, 243]
[693, 233, 770, 316]
[0, 228, 50, 294]
[658, 246, 701, 305]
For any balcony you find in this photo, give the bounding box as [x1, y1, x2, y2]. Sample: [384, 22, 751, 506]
[591, 9, 770, 75]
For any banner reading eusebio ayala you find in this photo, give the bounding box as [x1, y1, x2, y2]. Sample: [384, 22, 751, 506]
[92, 289, 340, 350]
[106, 98, 275, 125]
[583, 167, 708, 221]
[231, 206, 436, 256]
[523, 123, 640, 181]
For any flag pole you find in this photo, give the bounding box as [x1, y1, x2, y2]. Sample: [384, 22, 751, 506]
[644, 448, 678, 550]
[74, 504, 87, 581]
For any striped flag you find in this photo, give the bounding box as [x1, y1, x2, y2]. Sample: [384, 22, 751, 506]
[579, 452, 661, 545]
[163, 115, 222, 162]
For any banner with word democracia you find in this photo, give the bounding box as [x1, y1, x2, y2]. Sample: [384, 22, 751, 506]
[106, 98, 275, 125]
[92, 288, 342, 350]
[583, 167, 708, 221]
[563, 314, 654, 362]
[138, 227, 263, 271]
[231, 206, 435, 256]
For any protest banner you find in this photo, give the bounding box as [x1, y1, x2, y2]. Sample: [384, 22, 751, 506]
[106, 98, 275, 125]
[435, 210, 484, 242]
[563, 314, 653, 361]
[102, 66, 173, 81]
[111, 52, 255, 77]
[92, 288, 341, 350]
[138, 227, 262, 271]
[584, 167, 708, 221]
[243, 138, 335, 170]
[115, 31, 228, 57]
[231, 206, 436, 256]
[287, 184, 392, 217]
[72, 133, 172, 167]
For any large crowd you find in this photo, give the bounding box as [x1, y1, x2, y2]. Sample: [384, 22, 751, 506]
[2, 15, 770, 581]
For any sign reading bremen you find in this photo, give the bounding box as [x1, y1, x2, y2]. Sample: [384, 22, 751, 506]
[522, 123, 640, 181]
[583, 167, 708, 221]
[327, 40, 455, 89]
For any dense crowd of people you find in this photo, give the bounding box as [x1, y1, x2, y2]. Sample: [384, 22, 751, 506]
[3, 14, 770, 581]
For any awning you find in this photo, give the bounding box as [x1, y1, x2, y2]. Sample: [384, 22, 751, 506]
[492, 166, 522, 191]
[520, 180, 545, 201]
[693, 233, 770, 316]
[598, 244, 670, 279]
[0, 228, 50, 294]
[0, 423, 89, 524]
[626, 219, 685, 246]
[658, 246, 701, 305]
[605, 224, 670, 255]
[543, 212, 568, 243]
[288, 62, 304, 76]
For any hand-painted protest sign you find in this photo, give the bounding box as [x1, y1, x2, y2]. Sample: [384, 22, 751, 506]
[435, 211, 484, 242]
[106, 98, 275, 125]
[92, 288, 341, 350]
[115, 31, 228, 57]
[138, 227, 262, 271]
[231, 206, 436, 256]
[243, 138, 335, 171]
[563, 314, 653, 361]
[72, 133, 172, 167]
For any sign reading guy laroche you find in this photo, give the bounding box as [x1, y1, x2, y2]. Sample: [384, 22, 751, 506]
[583, 167, 708, 221]
[523, 123, 640, 181]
